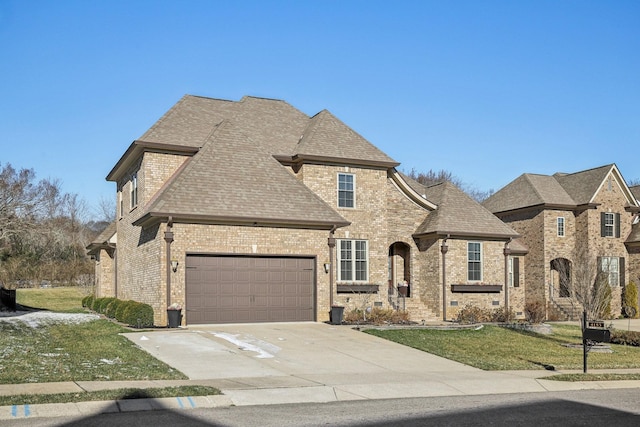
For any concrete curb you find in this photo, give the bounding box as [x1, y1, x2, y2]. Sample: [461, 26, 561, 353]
[0, 395, 233, 421]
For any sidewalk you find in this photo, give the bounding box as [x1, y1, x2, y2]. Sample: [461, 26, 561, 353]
[2, 370, 640, 421]
[2, 320, 640, 421]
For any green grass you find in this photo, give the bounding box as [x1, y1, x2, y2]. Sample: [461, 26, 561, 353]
[0, 319, 187, 383]
[366, 324, 640, 371]
[16, 286, 87, 312]
[546, 373, 640, 382]
[0, 386, 221, 406]
[7, 288, 186, 383]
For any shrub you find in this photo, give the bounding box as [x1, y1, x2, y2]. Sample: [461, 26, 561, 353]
[115, 300, 135, 322]
[490, 306, 515, 322]
[96, 297, 117, 315]
[343, 307, 410, 324]
[91, 297, 106, 312]
[121, 301, 154, 328]
[456, 305, 491, 324]
[610, 329, 640, 346]
[82, 295, 94, 309]
[524, 299, 546, 324]
[623, 282, 639, 319]
[105, 299, 121, 319]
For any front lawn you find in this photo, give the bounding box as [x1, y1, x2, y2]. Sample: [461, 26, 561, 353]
[366, 324, 640, 371]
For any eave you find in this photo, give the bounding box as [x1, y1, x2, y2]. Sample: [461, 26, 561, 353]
[132, 212, 351, 230]
[274, 154, 399, 171]
[412, 230, 520, 242]
[106, 140, 200, 182]
[492, 203, 599, 217]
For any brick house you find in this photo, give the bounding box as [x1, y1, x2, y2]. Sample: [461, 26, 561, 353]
[483, 164, 640, 320]
[89, 95, 524, 326]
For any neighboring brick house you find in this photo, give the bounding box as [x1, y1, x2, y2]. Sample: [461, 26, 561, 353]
[483, 164, 640, 320]
[89, 94, 524, 326]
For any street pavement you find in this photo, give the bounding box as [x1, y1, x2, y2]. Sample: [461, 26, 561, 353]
[2, 320, 640, 421]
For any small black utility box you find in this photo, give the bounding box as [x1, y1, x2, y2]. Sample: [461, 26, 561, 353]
[584, 328, 611, 343]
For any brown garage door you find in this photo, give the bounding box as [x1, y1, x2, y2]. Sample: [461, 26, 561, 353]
[185, 255, 315, 324]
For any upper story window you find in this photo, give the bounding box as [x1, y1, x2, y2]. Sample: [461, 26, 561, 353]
[130, 173, 138, 209]
[337, 173, 355, 208]
[118, 191, 123, 219]
[467, 242, 482, 282]
[601, 212, 620, 238]
[557, 217, 565, 237]
[338, 239, 368, 282]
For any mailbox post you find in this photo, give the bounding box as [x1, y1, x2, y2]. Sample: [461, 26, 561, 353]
[582, 311, 611, 373]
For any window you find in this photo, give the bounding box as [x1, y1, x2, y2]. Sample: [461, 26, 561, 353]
[601, 212, 620, 238]
[557, 217, 565, 237]
[338, 239, 368, 282]
[118, 191, 123, 218]
[601, 257, 620, 287]
[509, 257, 520, 287]
[338, 173, 355, 208]
[467, 242, 482, 281]
[130, 173, 138, 209]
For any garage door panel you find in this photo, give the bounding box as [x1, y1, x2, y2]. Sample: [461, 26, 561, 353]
[186, 255, 315, 324]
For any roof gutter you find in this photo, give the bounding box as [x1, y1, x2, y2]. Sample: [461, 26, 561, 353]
[107, 140, 200, 182]
[133, 212, 351, 230]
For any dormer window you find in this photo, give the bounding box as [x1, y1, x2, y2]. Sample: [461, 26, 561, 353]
[337, 173, 355, 208]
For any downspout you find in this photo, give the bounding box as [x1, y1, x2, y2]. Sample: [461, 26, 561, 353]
[328, 225, 337, 308]
[441, 235, 449, 321]
[503, 239, 512, 317]
[164, 217, 174, 309]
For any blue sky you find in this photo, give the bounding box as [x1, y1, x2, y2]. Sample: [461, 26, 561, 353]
[1, 0, 639, 216]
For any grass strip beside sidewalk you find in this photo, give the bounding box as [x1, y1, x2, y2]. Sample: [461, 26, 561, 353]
[0, 386, 221, 406]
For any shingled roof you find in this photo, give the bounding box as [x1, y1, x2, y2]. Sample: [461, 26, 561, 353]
[292, 110, 399, 167]
[134, 119, 350, 229]
[413, 181, 520, 240]
[86, 221, 117, 255]
[122, 94, 404, 229]
[483, 164, 637, 214]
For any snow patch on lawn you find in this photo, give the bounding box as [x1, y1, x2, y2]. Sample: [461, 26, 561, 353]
[0, 310, 99, 327]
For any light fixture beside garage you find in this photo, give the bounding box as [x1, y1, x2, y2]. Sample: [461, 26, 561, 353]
[323, 262, 331, 274]
[171, 259, 179, 273]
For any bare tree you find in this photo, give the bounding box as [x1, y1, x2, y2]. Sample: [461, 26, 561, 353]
[95, 195, 116, 223]
[552, 244, 612, 320]
[0, 162, 94, 289]
[405, 168, 494, 202]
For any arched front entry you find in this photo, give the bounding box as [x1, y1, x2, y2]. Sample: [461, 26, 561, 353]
[550, 258, 571, 297]
[389, 242, 411, 297]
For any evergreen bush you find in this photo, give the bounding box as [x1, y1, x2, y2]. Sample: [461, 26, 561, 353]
[623, 281, 639, 319]
[121, 301, 154, 328]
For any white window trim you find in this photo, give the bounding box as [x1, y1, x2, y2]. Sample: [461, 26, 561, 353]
[604, 212, 615, 237]
[557, 217, 565, 237]
[467, 241, 483, 282]
[508, 257, 514, 287]
[130, 173, 138, 209]
[337, 173, 356, 209]
[601, 256, 620, 287]
[337, 239, 369, 282]
[118, 191, 123, 219]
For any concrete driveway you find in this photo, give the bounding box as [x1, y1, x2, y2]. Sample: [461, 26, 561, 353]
[123, 322, 561, 405]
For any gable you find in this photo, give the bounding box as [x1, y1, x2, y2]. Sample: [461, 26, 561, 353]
[134, 120, 350, 229]
[292, 110, 399, 168]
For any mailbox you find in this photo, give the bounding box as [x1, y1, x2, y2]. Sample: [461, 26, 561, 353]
[583, 328, 611, 343]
